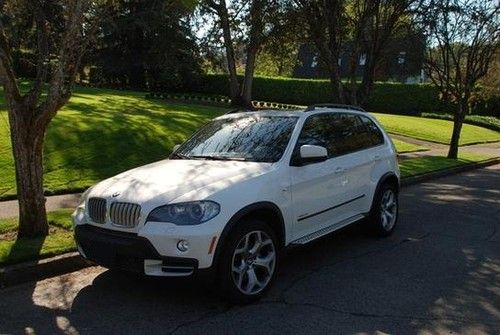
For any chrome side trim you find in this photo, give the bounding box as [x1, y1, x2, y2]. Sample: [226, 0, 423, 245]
[291, 214, 365, 245]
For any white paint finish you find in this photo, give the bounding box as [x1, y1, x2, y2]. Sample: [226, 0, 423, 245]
[299, 144, 328, 159]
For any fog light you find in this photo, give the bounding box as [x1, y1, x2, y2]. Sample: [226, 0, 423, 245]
[177, 240, 189, 252]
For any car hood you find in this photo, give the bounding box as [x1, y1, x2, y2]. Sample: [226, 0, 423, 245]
[88, 158, 274, 204]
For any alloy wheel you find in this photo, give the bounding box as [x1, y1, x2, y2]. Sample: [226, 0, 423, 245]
[380, 189, 397, 231]
[231, 230, 276, 295]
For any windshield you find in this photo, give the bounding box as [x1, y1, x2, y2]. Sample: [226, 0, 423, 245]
[173, 115, 298, 163]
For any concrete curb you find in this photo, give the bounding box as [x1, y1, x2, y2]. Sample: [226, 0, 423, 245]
[1, 158, 498, 288]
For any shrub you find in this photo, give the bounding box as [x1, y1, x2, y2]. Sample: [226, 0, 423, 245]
[471, 95, 499, 117]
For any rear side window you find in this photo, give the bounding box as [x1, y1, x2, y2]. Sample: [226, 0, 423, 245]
[294, 113, 384, 160]
[358, 115, 384, 146]
[334, 114, 373, 154]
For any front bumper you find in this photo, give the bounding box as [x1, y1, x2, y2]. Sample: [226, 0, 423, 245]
[75, 225, 199, 276]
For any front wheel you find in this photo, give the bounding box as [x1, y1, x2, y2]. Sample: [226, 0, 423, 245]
[218, 220, 279, 304]
[368, 184, 399, 237]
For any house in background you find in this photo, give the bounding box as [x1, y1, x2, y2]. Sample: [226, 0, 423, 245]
[293, 32, 426, 84]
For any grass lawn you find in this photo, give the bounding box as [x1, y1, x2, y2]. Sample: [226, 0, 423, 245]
[399, 152, 492, 178]
[373, 113, 500, 145]
[0, 86, 226, 200]
[0, 209, 75, 266]
[392, 139, 428, 154]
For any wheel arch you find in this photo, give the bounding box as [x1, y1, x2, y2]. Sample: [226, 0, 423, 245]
[379, 172, 400, 192]
[375, 172, 400, 194]
[371, 172, 400, 211]
[213, 202, 286, 265]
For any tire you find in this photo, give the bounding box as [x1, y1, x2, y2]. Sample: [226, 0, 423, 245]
[367, 183, 399, 237]
[217, 219, 279, 304]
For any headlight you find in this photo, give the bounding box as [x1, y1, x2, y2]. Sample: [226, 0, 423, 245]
[147, 201, 220, 225]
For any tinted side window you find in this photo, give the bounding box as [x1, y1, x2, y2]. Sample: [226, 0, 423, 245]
[358, 115, 384, 146]
[333, 114, 373, 155]
[294, 113, 382, 162]
[295, 113, 365, 159]
[295, 114, 331, 154]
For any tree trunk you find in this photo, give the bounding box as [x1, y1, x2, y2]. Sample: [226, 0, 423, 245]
[328, 66, 344, 103]
[9, 106, 48, 238]
[347, 51, 359, 105]
[217, 0, 240, 104]
[447, 102, 466, 159]
[240, 47, 258, 109]
[358, 53, 377, 107]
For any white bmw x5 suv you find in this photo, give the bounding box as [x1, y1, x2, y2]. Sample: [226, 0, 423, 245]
[72, 104, 400, 303]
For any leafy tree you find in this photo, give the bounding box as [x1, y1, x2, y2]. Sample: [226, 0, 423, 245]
[0, 0, 103, 237]
[254, 4, 303, 77]
[202, 0, 285, 108]
[419, 0, 499, 158]
[93, 0, 201, 90]
[294, 0, 416, 105]
[475, 51, 499, 116]
[0, 0, 197, 238]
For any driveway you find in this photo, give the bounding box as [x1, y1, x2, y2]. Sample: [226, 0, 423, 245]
[1, 165, 499, 334]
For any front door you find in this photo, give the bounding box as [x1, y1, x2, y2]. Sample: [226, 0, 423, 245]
[289, 113, 355, 239]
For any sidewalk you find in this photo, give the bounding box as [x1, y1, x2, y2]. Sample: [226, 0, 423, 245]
[0, 193, 80, 219]
[393, 134, 500, 159]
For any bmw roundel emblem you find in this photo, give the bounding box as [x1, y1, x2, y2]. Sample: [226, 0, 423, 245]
[112, 192, 120, 198]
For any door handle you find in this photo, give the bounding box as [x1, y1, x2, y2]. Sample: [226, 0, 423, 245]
[334, 167, 345, 174]
[373, 155, 381, 161]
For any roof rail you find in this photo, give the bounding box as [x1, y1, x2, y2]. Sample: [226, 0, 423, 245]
[225, 108, 251, 114]
[305, 104, 366, 112]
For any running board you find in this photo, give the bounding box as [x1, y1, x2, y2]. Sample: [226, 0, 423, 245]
[290, 214, 365, 245]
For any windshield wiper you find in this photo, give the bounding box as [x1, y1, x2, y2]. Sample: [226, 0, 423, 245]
[170, 152, 189, 159]
[188, 155, 249, 161]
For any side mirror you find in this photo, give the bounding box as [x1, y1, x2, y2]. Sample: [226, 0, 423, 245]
[298, 145, 328, 164]
[172, 144, 181, 152]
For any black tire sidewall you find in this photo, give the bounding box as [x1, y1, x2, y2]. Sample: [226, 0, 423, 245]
[217, 219, 279, 304]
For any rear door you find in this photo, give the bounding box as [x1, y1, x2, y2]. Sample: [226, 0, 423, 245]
[330, 113, 378, 217]
[355, 114, 389, 211]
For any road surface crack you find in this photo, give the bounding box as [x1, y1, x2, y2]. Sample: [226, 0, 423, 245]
[256, 300, 500, 327]
[168, 305, 233, 335]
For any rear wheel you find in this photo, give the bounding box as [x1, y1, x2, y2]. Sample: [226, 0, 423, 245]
[368, 183, 399, 236]
[218, 220, 279, 303]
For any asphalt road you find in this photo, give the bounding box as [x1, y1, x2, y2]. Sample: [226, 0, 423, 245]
[1, 165, 499, 335]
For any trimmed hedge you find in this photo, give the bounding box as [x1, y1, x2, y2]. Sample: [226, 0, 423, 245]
[188, 74, 447, 115]
[177, 74, 451, 116]
[367, 83, 452, 116]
